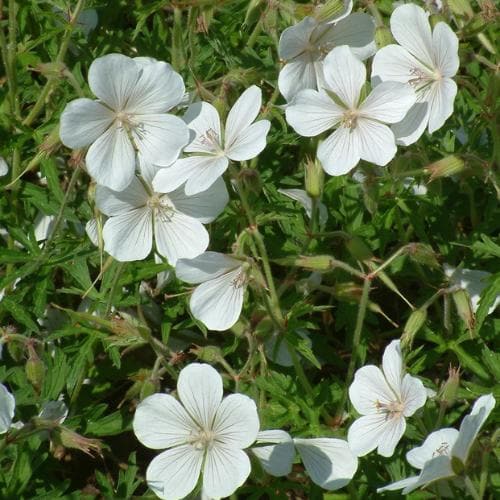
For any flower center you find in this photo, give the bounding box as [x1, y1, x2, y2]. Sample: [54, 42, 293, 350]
[375, 399, 405, 419]
[190, 428, 216, 450]
[148, 194, 176, 222]
[199, 127, 224, 155]
[408, 67, 439, 90]
[342, 110, 359, 129]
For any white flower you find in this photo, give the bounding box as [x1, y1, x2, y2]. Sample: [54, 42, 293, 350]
[0, 157, 8, 177]
[0, 383, 15, 434]
[252, 431, 358, 490]
[175, 252, 248, 331]
[278, 188, 328, 226]
[372, 4, 459, 145]
[133, 363, 260, 500]
[403, 177, 428, 196]
[347, 339, 427, 457]
[60, 54, 189, 191]
[95, 172, 228, 264]
[286, 45, 416, 176]
[278, 12, 376, 101]
[378, 394, 496, 494]
[152, 86, 270, 196]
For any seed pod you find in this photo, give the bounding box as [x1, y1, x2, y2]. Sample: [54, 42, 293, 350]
[401, 308, 428, 349]
[424, 155, 465, 181]
[452, 289, 475, 332]
[439, 366, 460, 407]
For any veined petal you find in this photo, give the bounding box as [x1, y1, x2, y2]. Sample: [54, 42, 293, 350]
[432, 23, 459, 78]
[125, 61, 185, 114]
[132, 114, 189, 167]
[224, 86, 262, 149]
[278, 56, 318, 102]
[252, 430, 294, 477]
[278, 189, 328, 226]
[347, 412, 406, 457]
[86, 123, 136, 191]
[175, 252, 241, 284]
[88, 54, 141, 110]
[322, 45, 366, 109]
[294, 438, 358, 490]
[59, 98, 114, 148]
[177, 363, 223, 430]
[154, 210, 209, 266]
[102, 207, 153, 261]
[169, 177, 228, 223]
[133, 393, 197, 449]
[390, 4, 434, 68]
[213, 393, 260, 448]
[285, 89, 344, 137]
[382, 339, 403, 396]
[189, 268, 245, 331]
[183, 102, 223, 155]
[184, 156, 229, 196]
[322, 0, 353, 23]
[401, 374, 427, 417]
[348, 365, 395, 415]
[203, 445, 251, 499]
[377, 477, 419, 493]
[279, 17, 318, 60]
[95, 178, 148, 216]
[402, 455, 454, 494]
[360, 82, 416, 123]
[392, 102, 430, 146]
[146, 444, 203, 500]
[427, 78, 457, 133]
[138, 155, 162, 185]
[225, 120, 270, 161]
[356, 118, 397, 167]
[406, 428, 459, 469]
[317, 126, 361, 175]
[0, 384, 15, 434]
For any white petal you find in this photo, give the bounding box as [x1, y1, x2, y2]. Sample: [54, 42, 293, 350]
[95, 178, 148, 216]
[88, 54, 141, 111]
[452, 394, 495, 464]
[169, 177, 228, 223]
[252, 430, 295, 477]
[278, 56, 318, 102]
[59, 98, 114, 148]
[322, 45, 366, 109]
[213, 393, 260, 448]
[360, 82, 415, 123]
[225, 120, 270, 161]
[348, 365, 395, 415]
[189, 268, 245, 331]
[317, 126, 361, 175]
[0, 384, 15, 434]
[382, 339, 403, 396]
[184, 156, 229, 196]
[183, 102, 222, 154]
[390, 4, 434, 68]
[402, 455, 454, 494]
[86, 124, 136, 191]
[85, 218, 99, 247]
[285, 89, 343, 137]
[392, 102, 430, 146]
[175, 252, 241, 284]
[427, 78, 457, 133]
[146, 445, 203, 500]
[294, 438, 358, 490]
[154, 210, 209, 266]
[347, 413, 405, 457]
[177, 363, 223, 429]
[132, 114, 189, 167]
[34, 213, 56, 242]
[401, 374, 427, 417]
[432, 23, 459, 77]
[102, 207, 153, 261]
[377, 477, 419, 493]
[125, 61, 185, 114]
[278, 17, 318, 60]
[406, 428, 459, 469]
[203, 445, 251, 499]
[225, 86, 262, 149]
[0, 157, 8, 177]
[356, 118, 397, 167]
[133, 393, 197, 449]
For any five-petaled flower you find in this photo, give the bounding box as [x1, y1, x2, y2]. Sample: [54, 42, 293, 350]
[286, 45, 416, 176]
[133, 363, 260, 500]
[60, 54, 190, 191]
[347, 339, 427, 457]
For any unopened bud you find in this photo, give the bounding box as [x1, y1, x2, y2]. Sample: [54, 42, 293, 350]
[54, 427, 102, 457]
[333, 282, 363, 301]
[314, 0, 346, 23]
[439, 366, 460, 407]
[25, 345, 45, 392]
[294, 255, 333, 271]
[36, 62, 66, 78]
[424, 155, 465, 181]
[448, 0, 474, 18]
[452, 289, 475, 332]
[191, 345, 222, 363]
[374, 25, 394, 48]
[405, 243, 440, 269]
[345, 236, 373, 261]
[140, 378, 159, 400]
[304, 158, 324, 199]
[401, 308, 427, 349]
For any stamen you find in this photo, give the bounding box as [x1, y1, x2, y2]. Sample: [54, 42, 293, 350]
[374, 399, 405, 420]
[342, 110, 358, 129]
[230, 269, 246, 289]
[432, 442, 450, 457]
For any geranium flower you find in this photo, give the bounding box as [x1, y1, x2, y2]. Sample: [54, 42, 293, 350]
[378, 394, 495, 494]
[152, 86, 270, 196]
[60, 54, 189, 191]
[285, 45, 416, 176]
[175, 252, 248, 331]
[252, 430, 358, 490]
[133, 363, 260, 500]
[372, 4, 459, 145]
[0, 383, 15, 434]
[347, 340, 427, 457]
[278, 12, 376, 102]
[95, 172, 228, 264]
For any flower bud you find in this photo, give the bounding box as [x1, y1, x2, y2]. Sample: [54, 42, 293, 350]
[424, 155, 465, 181]
[191, 345, 223, 363]
[439, 366, 460, 407]
[25, 345, 45, 392]
[452, 289, 475, 332]
[405, 243, 440, 269]
[36, 62, 66, 78]
[53, 427, 102, 458]
[294, 255, 334, 271]
[448, 0, 474, 18]
[374, 25, 394, 48]
[304, 158, 324, 199]
[333, 282, 363, 301]
[239, 168, 262, 195]
[314, 0, 345, 23]
[401, 308, 428, 349]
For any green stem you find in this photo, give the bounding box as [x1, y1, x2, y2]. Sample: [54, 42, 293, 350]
[464, 475, 481, 500]
[287, 342, 314, 396]
[478, 447, 489, 498]
[246, 17, 262, 49]
[105, 262, 125, 315]
[367, 245, 409, 279]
